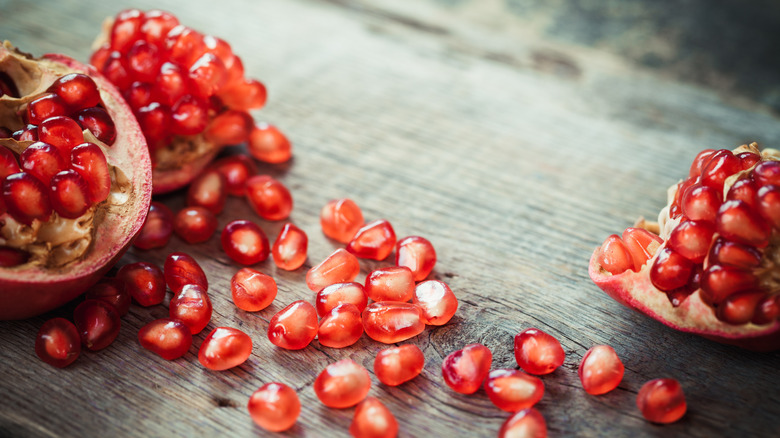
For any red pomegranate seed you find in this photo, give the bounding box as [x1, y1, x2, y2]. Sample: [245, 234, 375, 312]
[198, 326, 252, 371]
[717, 291, 766, 325]
[138, 318, 193, 360]
[12, 124, 38, 142]
[2, 172, 52, 224]
[203, 35, 233, 60]
[165, 25, 207, 68]
[118, 262, 166, 307]
[395, 235, 436, 281]
[170, 284, 213, 334]
[248, 383, 301, 432]
[670, 178, 696, 218]
[48, 73, 101, 112]
[757, 184, 780, 228]
[314, 359, 371, 408]
[689, 149, 715, 178]
[701, 149, 741, 193]
[70, 142, 111, 204]
[85, 278, 131, 316]
[126, 40, 162, 83]
[754, 160, 780, 187]
[154, 62, 192, 106]
[318, 303, 363, 348]
[171, 94, 209, 136]
[0, 146, 20, 178]
[726, 177, 758, 209]
[38, 116, 84, 159]
[320, 198, 364, 243]
[413, 279, 458, 325]
[272, 222, 308, 270]
[220, 79, 267, 111]
[35, 318, 81, 368]
[650, 247, 694, 292]
[140, 10, 180, 47]
[716, 200, 770, 247]
[362, 301, 425, 344]
[173, 206, 217, 243]
[306, 248, 360, 291]
[109, 9, 143, 53]
[134, 201, 173, 249]
[315, 282, 368, 317]
[188, 53, 227, 97]
[666, 220, 715, 264]
[210, 154, 257, 196]
[187, 169, 227, 214]
[101, 51, 133, 91]
[347, 219, 397, 261]
[681, 183, 721, 222]
[349, 397, 399, 438]
[0, 246, 30, 266]
[135, 102, 170, 142]
[268, 300, 318, 350]
[20, 141, 66, 185]
[231, 267, 277, 311]
[49, 170, 91, 218]
[514, 328, 565, 375]
[621, 227, 662, 272]
[124, 81, 154, 110]
[365, 266, 415, 302]
[636, 378, 686, 424]
[700, 264, 758, 304]
[73, 299, 121, 351]
[597, 234, 633, 275]
[89, 44, 111, 71]
[26, 93, 67, 125]
[485, 369, 544, 411]
[753, 295, 780, 325]
[498, 408, 547, 438]
[221, 219, 270, 265]
[164, 252, 208, 293]
[75, 107, 117, 146]
[708, 237, 762, 269]
[441, 343, 493, 394]
[247, 122, 293, 164]
[203, 110, 253, 146]
[245, 175, 293, 221]
[578, 345, 624, 395]
[374, 344, 424, 386]
[737, 151, 761, 170]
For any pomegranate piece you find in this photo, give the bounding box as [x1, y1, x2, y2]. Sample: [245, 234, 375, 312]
[306, 248, 360, 291]
[248, 382, 301, 432]
[76, 107, 117, 145]
[268, 300, 318, 350]
[70, 142, 111, 204]
[374, 344, 425, 386]
[2, 172, 52, 224]
[198, 327, 252, 371]
[365, 266, 414, 302]
[26, 93, 68, 125]
[347, 219, 397, 260]
[138, 318, 192, 360]
[230, 267, 277, 311]
[314, 359, 371, 408]
[49, 170, 91, 219]
[315, 282, 368, 317]
[203, 110, 253, 146]
[636, 378, 686, 424]
[247, 123, 292, 164]
[186, 169, 227, 214]
[578, 345, 624, 395]
[38, 116, 84, 160]
[169, 284, 213, 334]
[363, 301, 425, 344]
[485, 369, 544, 412]
[245, 175, 293, 221]
[221, 219, 270, 265]
[498, 408, 547, 438]
[272, 222, 308, 271]
[395, 235, 437, 281]
[210, 154, 257, 196]
[35, 318, 81, 368]
[134, 201, 174, 249]
[73, 299, 121, 351]
[349, 397, 399, 438]
[47, 73, 101, 112]
[164, 252, 208, 293]
[413, 279, 458, 326]
[320, 198, 364, 243]
[441, 343, 493, 394]
[117, 262, 166, 307]
[173, 206, 217, 244]
[514, 328, 565, 375]
[318, 303, 363, 348]
[20, 141, 66, 186]
[85, 278, 131, 316]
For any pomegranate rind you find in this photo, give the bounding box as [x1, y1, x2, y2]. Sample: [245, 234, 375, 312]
[0, 44, 152, 319]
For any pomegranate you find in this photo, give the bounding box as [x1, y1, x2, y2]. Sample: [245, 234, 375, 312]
[590, 144, 780, 351]
[0, 43, 151, 319]
[247, 382, 300, 432]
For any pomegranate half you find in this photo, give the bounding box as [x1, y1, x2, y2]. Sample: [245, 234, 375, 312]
[590, 143, 780, 351]
[0, 42, 152, 319]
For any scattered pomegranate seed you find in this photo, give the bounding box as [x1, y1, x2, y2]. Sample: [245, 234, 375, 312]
[498, 408, 548, 438]
[636, 378, 686, 424]
[187, 169, 227, 214]
[169, 284, 213, 334]
[221, 219, 270, 265]
[20, 141, 66, 186]
[267, 300, 318, 350]
[164, 252, 208, 293]
[26, 93, 68, 125]
[484, 369, 544, 412]
[374, 344, 424, 386]
[320, 198, 364, 243]
[35, 318, 81, 368]
[117, 262, 166, 307]
[514, 328, 565, 375]
[318, 303, 363, 348]
[210, 154, 257, 196]
[441, 343, 493, 394]
[85, 278, 131, 316]
[49, 170, 91, 219]
[173, 206, 217, 244]
[395, 235, 436, 281]
[272, 223, 308, 270]
[75, 107, 117, 146]
[347, 219, 397, 260]
[578, 345, 624, 395]
[349, 397, 399, 438]
[48, 73, 101, 112]
[138, 318, 193, 360]
[203, 110, 253, 146]
[230, 267, 277, 311]
[134, 201, 174, 249]
[621, 227, 662, 272]
[314, 359, 371, 408]
[73, 299, 121, 351]
[2, 172, 53, 224]
[306, 248, 360, 291]
[363, 301, 425, 344]
[247, 123, 292, 164]
[70, 142, 111, 204]
[220, 79, 267, 111]
[198, 327, 252, 371]
[37, 116, 84, 160]
[315, 282, 368, 318]
[365, 266, 415, 302]
[413, 280, 458, 326]
[245, 175, 293, 221]
[248, 382, 301, 432]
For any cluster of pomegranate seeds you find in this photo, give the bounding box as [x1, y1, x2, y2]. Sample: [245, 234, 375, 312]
[350, 397, 399, 438]
[35, 318, 81, 368]
[636, 378, 687, 424]
[231, 267, 277, 311]
[134, 202, 174, 249]
[313, 359, 372, 408]
[514, 328, 566, 375]
[267, 300, 318, 350]
[138, 318, 192, 360]
[441, 343, 493, 394]
[577, 345, 624, 395]
[198, 326, 253, 370]
[374, 344, 425, 386]
[248, 382, 301, 432]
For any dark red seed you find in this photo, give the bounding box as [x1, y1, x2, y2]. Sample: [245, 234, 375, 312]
[140, 10, 180, 47]
[715, 200, 771, 247]
[164, 252, 208, 293]
[0, 147, 20, 179]
[221, 219, 270, 265]
[35, 318, 81, 368]
[118, 262, 167, 307]
[164, 25, 207, 67]
[70, 142, 111, 204]
[756, 184, 780, 228]
[681, 183, 721, 222]
[85, 278, 131, 316]
[210, 154, 257, 196]
[73, 299, 121, 351]
[138, 318, 193, 360]
[47, 73, 101, 112]
[26, 93, 68, 125]
[154, 62, 192, 106]
[700, 264, 758, 304]
[0, 246, 30, 267]
[126, 40, 162, 83]
[124, 81, 154, 110]
[665, 220, 715, 264]
[101, 51, 133, 90]
[75, 107, 117, 145]
[109, 9, 144, 53]
[49, 169, 91, 219]
[173, 206, 218, 244]
[171, 94, 209, 136]
[170, 284, 213, 335]
[134, 202, 174, 250]
[688, 149, 715, 178]
[20, 141, 67, 185]
[37, 116, 84, 160]
[12, 124, 38, 142]
[708, 237, 762, 269]
[135, 102, 170, 142]
[726, 178, 758, 209]
[737, 151, 761, 170]
[2, 172, 52, 224]
[700, 149, 741, 193]
[753, 160, 780, 187]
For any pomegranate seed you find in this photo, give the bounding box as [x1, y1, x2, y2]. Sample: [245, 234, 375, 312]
[73, 299, 121, 351]
[140, 10, 180, 47]
[2, 172, 52, 224]
[164, 252, 208, 293]
[70, 142, 111, 204]
[203, 110, 253, 146]
[20, 141, 66, 185]
[349, 397, 399, 438]
[347, 219, 397, 260]
[689, 149, 715, 178]
[365, 266, 415, 302]
[578, 345, 624, 395]
[154, 62, 192, 106]
[126, 40, 162, 83]
[85, 278, 131, 316]
[12, 124, 38, 142]
[597, 234, 633, 275]
[752, 160, 780, 187]
[666, 220, 715, 264]
[198, 327, 252, 371]
[138, 318, 193, 360]
[247, 122, 293, 164]
[716, 200, 770, 247]
[173, 206, 217, 243]
[89, 45, 111, 71]
[670, 178, 695, 218]
[124, 81, 154, 110]
[220, 79, 267, 111]
[650, 247, 694, 292]
[752, 295, 780, 325]
[621, 227, 662, 272]
[223, 56, 245, 88]
[49, 170, 91, 219]
[245, 175, 293, 221]
[75, 107, 117, 146]
[395, 235, 436, 281]
[272, 222, 308, 270]
[248, 383, 301, 432]
[413, 279, 458, 325]
[203, 35, 233, 60]
[221, 219, 270, 265]
[681, 183, 721, 222]
[636, 378, 686, 424]
[0, 246, 30, 266]
[485, 369, 544, 411]
[134, 201, 173, 249]
[318, 303, 363, 348]
[109, 9, 144, 53]
[171, 94, 209, 136]
[38, 116, 84, 159]
[315, 282, 368, 317]
[165, 25, 207, 67]
[717, 291, 766, 325]
[314, 359, 371, 408]
[708, 237, 762, 269]
[268, 300, 318, 350]
[0, 146, 20, 178]
[188, 53, 227, 97]
[701, 149, 741, 193]
[726, 177, 758, 209]
[170, 284, 213, 334]
[362, 301, 425, 344]
[187, 169, 227, 214]
[700, 264, 758, 304]
[737, 151, 761, 170]
[498, 408, 548, 438]
[374, 344, 424, 386]
[320, 198, 364, 243]
[441, 343, 493, 394]
[231, 267, 277, 311]
[306, 248, 360, 291]
[101, 51, 133, 90]
[514, 328, 565, 375]
[757, 184, 780, 228]
[210, 154, 257, 196]
[35, 318, 80, 368]
[135, 102, 170, 142]
[26, 93, 67, 125]
[48, 73, 101, 112]
[118, 262, 166, 307]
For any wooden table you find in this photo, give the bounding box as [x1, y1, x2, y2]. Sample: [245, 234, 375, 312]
[2, 1, 779, 436]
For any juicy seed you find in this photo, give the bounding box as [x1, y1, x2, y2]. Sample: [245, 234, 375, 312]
[49, 169, 91, 219]
[47, 73, 101, 112]
[726, 178, 758, 209]
[441, 343, 493, 394]
[203, 110, 253, 146]
[173, 206, 218, 243]
[753, 160, 780, 186]
[715, 200, 771, 247]
[315, 282, 368, 317]
[365, 266, 415, 302]
[577, 345, 624, 395]
[210, 154, 257, 196]
[636, 378, 686, 424]
[2, 172, 52, 224]
[666, 220, 715, 264]
[753, 295, 780, 325]
[362, 301, 425, 344]
[70, 142, 111, 204]
[245, 175, 293, 221]
[485, 369, 545, 412]
[230, 267, 277, 312]
[35, 318, 81, 368]
[12, 124, 38, 142]
[247, 122, 291, 164]
[267, 300, 318, 350]
[306, 248, 360, 291]
[198, 327, 252, 371]
[650, 247, 694, 292]
[514, 328, 565, 375]
[681, 183, 721, 222]
[124, 81, 154, 110]
[688, 149, 715, 178]
[395, 235, 437, 281]
[169, 284, 213, 334]
[272, 222, 308, 271]
[138, 318, 193, 360]
[349, 397, 399, 438]
[700, 264, 757, 304]
[140, 10, 180, 46]
[318, 303, 364, 348]
[154, 62, 190, 106]
[314, 359, 371, 409]
[134, 201, 174, 249]
[126, 40, 162, 83]
[135, 102, 170, 142]
[85, 278, 131, 316]
[346, 219, 397, 261]
[498, 408, 548, 438]
[186, 169, 227, 214]
[219, 78, 267, 111]
[101, 51, 133, 90]
[110, 9, 144, 53]
[26, 93, 68, 125]
[37, 116, 85, 159]
[700, 149, 741, 193]
[413, 279, 458, 326]
[170, 94, 209, 135]
[247, 383, 301, 433]
[164, 252, 208, 293]
[20, 141, 67, 185]
[708, 237, 762, 269]
[597, 234, 633, 275]
[118, 262, 167, 307]
[164, 25, 207, 68]
[621, 227, 662, 272]
[757, 184, 780, 228]
[320, 198, 365, 244]
[73, 299, 121, 351]
[0, 146, 20, 178]
[717, 291, 766, 325]
[374, 344, 425, 386]
[221, 219, 270, 265]
[188, 53, 227, 96]
[0, 246, 30, 267]
[75, 107, 117, 145]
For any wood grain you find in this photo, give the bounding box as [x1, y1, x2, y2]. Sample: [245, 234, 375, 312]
[1, 0, 779, 437]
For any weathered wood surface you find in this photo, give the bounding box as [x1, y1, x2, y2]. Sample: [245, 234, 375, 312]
[1, 0, 779, 436]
